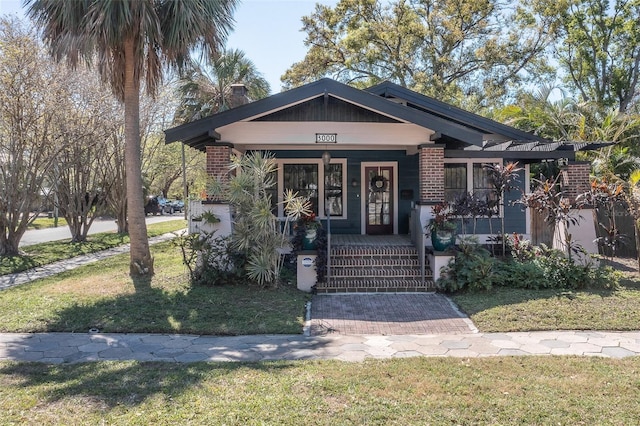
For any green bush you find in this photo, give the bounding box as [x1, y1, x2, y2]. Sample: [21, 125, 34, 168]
[437, 240, 620, 293]
[437, 241, 502, 292]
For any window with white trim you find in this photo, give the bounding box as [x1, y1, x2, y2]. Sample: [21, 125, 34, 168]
[274, 159, 347, 219]
[444, 160, 500, 214]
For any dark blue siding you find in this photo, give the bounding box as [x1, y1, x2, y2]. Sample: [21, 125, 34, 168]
[268, 150, 419, 234]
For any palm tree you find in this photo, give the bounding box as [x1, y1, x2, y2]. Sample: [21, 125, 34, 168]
[26, 0, 238, 276]
[175, 48, 270, 123]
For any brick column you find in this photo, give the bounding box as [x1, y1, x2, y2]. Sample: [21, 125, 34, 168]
[560, 161, 591, 203]
[205, 145, 231, 200]
[418, 145, 445, 203]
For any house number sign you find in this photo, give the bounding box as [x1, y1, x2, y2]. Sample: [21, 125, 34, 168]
[315, 133, 337, 143]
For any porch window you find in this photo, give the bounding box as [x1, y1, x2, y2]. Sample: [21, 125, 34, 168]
[284, 164, 319, 215]
[324, 163, 343, 216]
[444, 164, 467, 202]
[473, 163, 498, 213]
[443, 160, 500, 215]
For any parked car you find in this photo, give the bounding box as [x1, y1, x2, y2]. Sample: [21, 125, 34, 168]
[145, 196, 175, 215]
[170, 200, 185, 213]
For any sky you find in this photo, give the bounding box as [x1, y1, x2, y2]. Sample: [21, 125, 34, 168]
[0, 0, 338, 94]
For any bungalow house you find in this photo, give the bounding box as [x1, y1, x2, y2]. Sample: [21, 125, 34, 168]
[164, 78, 602, 293]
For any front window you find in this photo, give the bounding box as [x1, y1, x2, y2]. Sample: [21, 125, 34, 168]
[275, 159, 347, 219]
[284, 164, 318, 215]
[324, 163, 343, 216]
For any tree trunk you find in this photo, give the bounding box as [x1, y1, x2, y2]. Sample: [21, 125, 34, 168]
[124, 39, 154, 276]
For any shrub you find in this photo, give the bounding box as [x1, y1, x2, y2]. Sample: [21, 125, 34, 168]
[176, 232, 245, 287]
[437, 240, 503, 292]
[438, 238, 620, 293]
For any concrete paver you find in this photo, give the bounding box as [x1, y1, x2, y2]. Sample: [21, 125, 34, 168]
[0, 330, 639, 363]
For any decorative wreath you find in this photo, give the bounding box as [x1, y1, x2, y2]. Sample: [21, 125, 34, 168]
[370, 175, 388, 192]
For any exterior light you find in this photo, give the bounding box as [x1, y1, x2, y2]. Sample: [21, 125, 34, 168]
[322, 150, 331, 166]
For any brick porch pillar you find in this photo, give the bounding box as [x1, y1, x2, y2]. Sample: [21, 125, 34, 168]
[560, 161, 591, 202]
[418, 145, 445, 204]
[205, 144, 232, 201]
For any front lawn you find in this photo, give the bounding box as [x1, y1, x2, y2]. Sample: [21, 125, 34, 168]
[0, 220, 187, 276]
[1, 357, 639, 424]
[452, 268, 640, 332]
[0, 240, 307, 335]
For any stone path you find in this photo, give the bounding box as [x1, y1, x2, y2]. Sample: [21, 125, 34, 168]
[1, 330, 639, 363]
[310, 293, 475, 336]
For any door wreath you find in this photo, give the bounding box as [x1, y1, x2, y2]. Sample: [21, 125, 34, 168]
[370, 175, 388, 192]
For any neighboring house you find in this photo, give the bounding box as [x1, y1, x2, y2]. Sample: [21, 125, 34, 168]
[164, 78, 603, 292]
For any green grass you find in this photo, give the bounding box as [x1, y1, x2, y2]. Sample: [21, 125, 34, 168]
[0, 220, 186, 276]
[452, 276, 640, 332]
[28, 217, 68, 230]
[0, 239, 307, 335]
[1, 356, 640, 424]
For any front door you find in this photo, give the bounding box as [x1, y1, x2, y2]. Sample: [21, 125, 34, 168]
[365, 165, 393, 235]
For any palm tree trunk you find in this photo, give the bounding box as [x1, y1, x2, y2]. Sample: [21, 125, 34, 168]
[124, 39, 154, 276]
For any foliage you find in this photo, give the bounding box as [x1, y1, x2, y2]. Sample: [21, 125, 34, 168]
[425, 202, 456, 233]
[581, 180, 629, 259]
[438, 237, 618, 293]
[26, 0, 238, 276]
[519, 174, 584, 261]
[0, 17, 65, 255]
[484, 161, 522, 254]
[438, 239, 500, 292]
[450, 192, 490, 235]
[551, 0, 640, 112]
[175, 48, 270, 122]
[283, 0, 558, 108]
[207, 152, 310, 288]
[176, 232, 244, 287]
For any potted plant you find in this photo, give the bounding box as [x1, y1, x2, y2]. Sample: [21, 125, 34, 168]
[296, 212, 322, 250]
[426, 202, 457, 251]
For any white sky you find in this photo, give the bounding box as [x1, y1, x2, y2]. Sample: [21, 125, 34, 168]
[0, 0, 338, 94]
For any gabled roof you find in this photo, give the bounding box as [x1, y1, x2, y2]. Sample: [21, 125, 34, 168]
[165, 78, 539, 149]
[365, 81, 549, 143]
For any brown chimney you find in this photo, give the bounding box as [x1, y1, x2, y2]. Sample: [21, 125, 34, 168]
[229, 83, 249, 108]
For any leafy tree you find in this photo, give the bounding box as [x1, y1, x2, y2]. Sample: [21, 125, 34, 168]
[552, 0, 640, 112]
[0, 17, 64, 255]
[175, 48, 270, 122]
[54, 68, 115, 242]
[27, 0, 238, 276]
[282, 0, 558, 107]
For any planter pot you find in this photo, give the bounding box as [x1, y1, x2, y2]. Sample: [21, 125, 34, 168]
[303, 229, 318, 250]
[431, 228, 456, 251]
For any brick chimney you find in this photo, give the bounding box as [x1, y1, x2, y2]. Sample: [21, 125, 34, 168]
[229, 83, 249, 108]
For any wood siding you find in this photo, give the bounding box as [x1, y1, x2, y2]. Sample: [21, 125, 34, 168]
[254, 96, 401, 123]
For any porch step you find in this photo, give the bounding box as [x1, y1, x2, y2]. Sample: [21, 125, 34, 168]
[316, 243, 435, 293]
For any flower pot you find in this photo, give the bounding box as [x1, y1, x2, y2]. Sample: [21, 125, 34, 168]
[431, 228, 456, 251]
[303, 229, 318, 250]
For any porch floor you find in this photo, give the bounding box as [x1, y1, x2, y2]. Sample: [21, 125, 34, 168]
[309, 293, 475, 336]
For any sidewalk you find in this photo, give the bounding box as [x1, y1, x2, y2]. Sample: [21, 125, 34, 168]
[1, 330, 639, 363]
